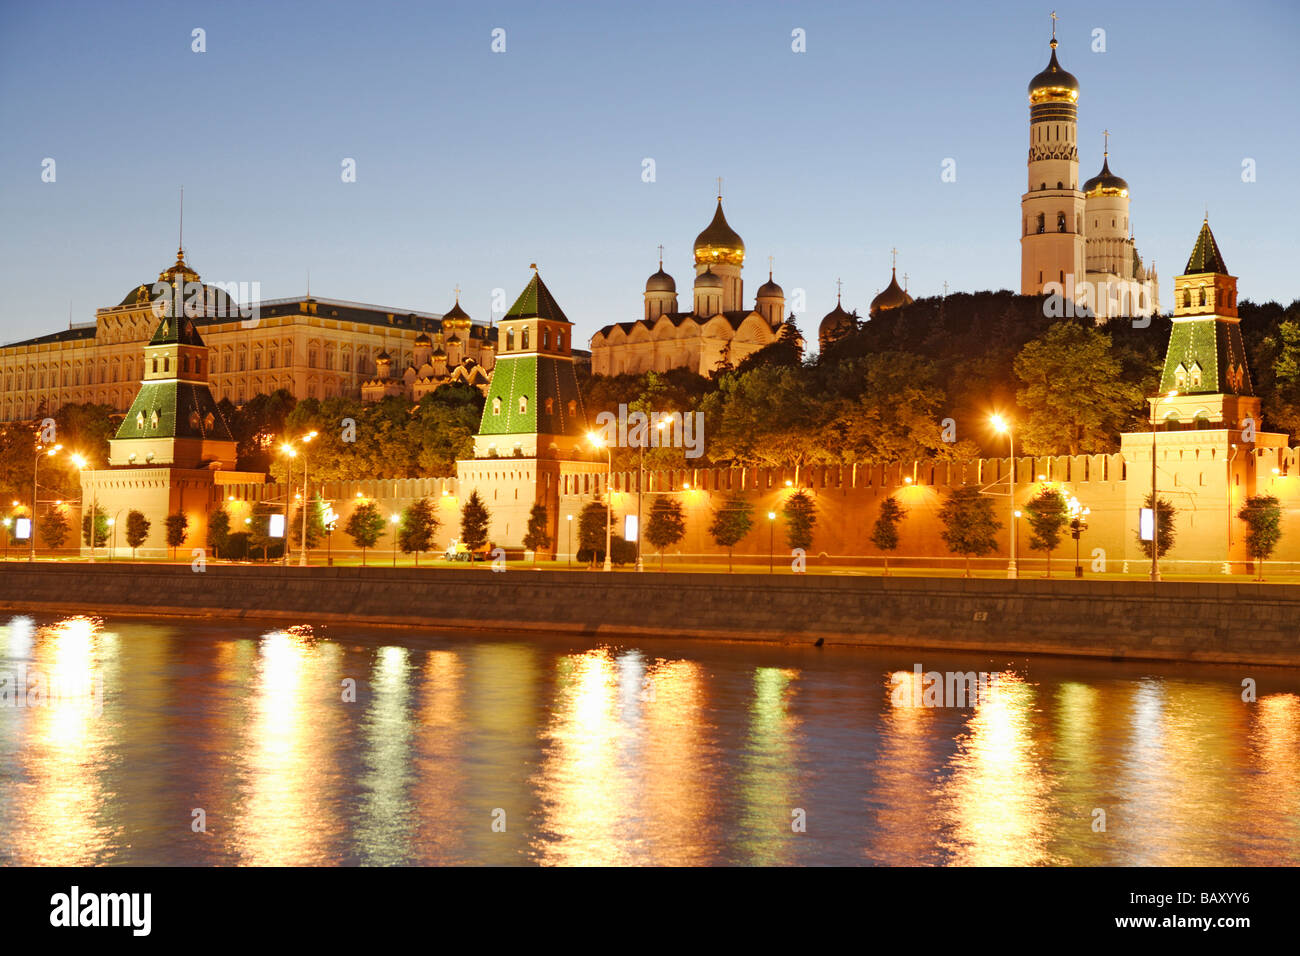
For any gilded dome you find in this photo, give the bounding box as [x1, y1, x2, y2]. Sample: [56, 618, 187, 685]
[870, 268, 914, 316]
[694, 266, 723, 289]
[441, 299, 472, 325]
[1083, 155, 1129, 197]
[414, 331, 432, 345]
[376, 350, 391, 362]
[646, 267, 676, 293]
[693, 199, 744, 266]
[119, 247, 228, 310]
[1028, 41, 1079, 103]
[756, 272, 783, 298]
[818, 300, 856, 339]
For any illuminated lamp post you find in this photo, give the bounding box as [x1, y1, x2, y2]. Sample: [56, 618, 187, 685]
[391, 513, 400, 567]
[1150, 390, 1178, 582]
[767, 511, 776, 573]
[566, 514, 573, 567]
[1067, 495, 1090, 579]
[32, 441, 64, 562]
[588, 431, 612, 572]
[990, 415, 1017, 579]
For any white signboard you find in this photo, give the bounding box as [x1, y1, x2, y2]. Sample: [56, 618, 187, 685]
[13, 517, 31, 541]
[1139, 507, 1154, 542]
[624, 514, 638, 542]
[269, 513, 286, 538]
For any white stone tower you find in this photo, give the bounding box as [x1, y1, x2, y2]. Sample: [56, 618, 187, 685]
[1021, 16, 1085, 299]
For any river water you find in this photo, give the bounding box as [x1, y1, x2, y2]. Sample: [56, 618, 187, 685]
[0, 612, 1296, 866]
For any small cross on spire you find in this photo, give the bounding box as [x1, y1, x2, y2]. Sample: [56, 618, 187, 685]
[890, 247, 899, 270]
[454, 284, 461, 302]
[1050, 10, 1058, 41]
[768, 254, 774, 279]
[836, 277, 843, 302]
[1102, 128, 1110, 157]
[716, 176, 723, 200]
[657, 244, 664, 268]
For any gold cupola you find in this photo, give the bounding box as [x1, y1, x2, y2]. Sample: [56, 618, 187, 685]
[693, 197, 745, 267]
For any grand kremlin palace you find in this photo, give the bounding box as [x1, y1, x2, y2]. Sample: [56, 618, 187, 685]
[0, 246, 499, 423]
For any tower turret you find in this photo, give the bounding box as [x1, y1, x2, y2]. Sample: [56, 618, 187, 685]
[693, 186, 744, 312]
[1021, 15, 1086, 300]
[643, 246, 678, 320]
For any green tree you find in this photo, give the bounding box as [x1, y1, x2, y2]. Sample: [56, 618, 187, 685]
[938, 486, 1002, 577]
[460, 490, 491, 560]
[344, 501, 386, 565]
[1013, 322, 1143, 455]
[165, 512, 189, 559]
[208, 507, 231, 558]
[125, 509, 151, 558]
[39, 507, 70, 550]
[246, 511, 278, 562]
[781, 490, 817, 552]
[1238, 494, 1282, 581]
[870, 497, 907, 575]
[708, 492, 754, 572]
[645, 495, 686, 570]
[1025, 487, 1069, 577]
[1136, 492, 1177, 561]
[81, 504, 109, 548]
[578, 498, 609, 568]
[522, 503, 551, 564]
[399, 497, 439, 566]
[291, 493, 327, 549]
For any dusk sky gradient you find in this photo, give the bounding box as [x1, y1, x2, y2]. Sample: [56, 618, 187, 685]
[1, 0, 1297, 347]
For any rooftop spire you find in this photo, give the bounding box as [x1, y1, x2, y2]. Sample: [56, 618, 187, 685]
[1102, 128, 1110, 158]
[178, 185, 184, 259]
[1050, 10, 1058, 47]
[657, 244, 664, 269]
[716, 176, 723, 201]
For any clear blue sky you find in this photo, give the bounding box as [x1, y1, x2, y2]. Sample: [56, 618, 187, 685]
[1, 0, 1296, 347]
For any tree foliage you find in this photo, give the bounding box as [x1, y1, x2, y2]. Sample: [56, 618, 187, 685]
[870, 496, 907, 574]
[938, 486, 1002, 576]
[344, 501, 386, 563]
[522, 503, 551, 561]
[398, 497, 439, 564]
[708, 492, 754, 572]
[1238, 494, 1282, 579]
[1025, 487, 1070, 576]
[125, 509, 151, 555]
[39, 507, 70, 550]
[645, 495, 686, 569]
[1136, 492, 1177, 560]
[460, 490, 492, 557]
[165, 513, 189, 558]
[781, 490, 817, 552]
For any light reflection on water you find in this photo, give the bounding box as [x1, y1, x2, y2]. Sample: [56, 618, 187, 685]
[0, 613, 1297, 866]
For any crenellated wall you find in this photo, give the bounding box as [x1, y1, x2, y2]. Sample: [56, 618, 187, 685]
[210, 442, 1300, 572]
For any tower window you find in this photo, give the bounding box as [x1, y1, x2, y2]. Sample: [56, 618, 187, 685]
[543, 329, 550, 350]
[519, 395, 528, 414]
[492, 396, 502, 416]
[1057, 181, 1063, 190]
[1059, 271, 1065, 286]
[545, 397, 554, 414]
[1057, 212, 1067, 233]
[1036, 213, 1045, 234]
[521, 328, 529, 349]
[506, 329, 514, 351]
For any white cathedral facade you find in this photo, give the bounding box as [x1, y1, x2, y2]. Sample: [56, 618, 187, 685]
[1020, 25, 1159, 320]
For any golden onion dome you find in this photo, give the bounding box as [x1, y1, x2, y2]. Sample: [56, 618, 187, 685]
[694, 266, 723, 289]
[756, 273, 783, 298]
[870, 268, 914, 316]
[1083, 155, 1129, 198]
[414, 331, 432, 345]
[819, 300, 855, 338]
[693, 199, 744, 267]
[441, 298, 472, 326]
[646, 267, 676, 293]
[1028, 40, 1079, 104]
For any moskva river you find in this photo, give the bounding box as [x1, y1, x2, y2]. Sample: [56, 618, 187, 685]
[1, 613, 1296, 865]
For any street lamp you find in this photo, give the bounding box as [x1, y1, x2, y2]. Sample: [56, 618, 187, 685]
[1150, 390, 1178, 582]
[279, 430, 318, 567]
[767, 511, 776, 573]
[991, 414, 1017, 579]
[566, 514, 573, 567]
[108, 514, 119, 562]
[69, 451, 97, 563]
[390, 513, 400, 567]
[1067, 495, 1090, 578]
[31, 441, 63, 562]
[587, 431, 612, 572]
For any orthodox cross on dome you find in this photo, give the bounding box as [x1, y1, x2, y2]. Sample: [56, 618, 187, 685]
[454, 284, 461, 302]
[1051, 10, 1058, 40]
[178, 185, 184, 256]
[890, 247, 898, 270]
[657, 244, 664, 268]
[1102, 128, 1110, 157]
[716, 176, 723, 200]
[836, 277, 843, 302]
[768, 254, 775, 278]
[903, 272, 909, 291]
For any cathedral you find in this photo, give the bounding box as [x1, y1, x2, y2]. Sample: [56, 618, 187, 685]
[1020, 20, 1160, 320]
[359, 294, 493, 401]
[589, 193, 799, 376]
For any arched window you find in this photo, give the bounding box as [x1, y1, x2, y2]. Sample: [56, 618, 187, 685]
[545, 397, 554, 414]
[1056, 181, 1063, 189]
[506, 329, 514, 351]
[1175, 364, 1188, 390]
[492, 396, 502, 416]
[1199, 289, 1206, 306]
[1057, 211, 1067, 233]
[521, 328, 530, 349]
[1036, 213, 1045, 234]
[1190, 364, 1202, 388]
[543, 329, 550, 350]
[519, 395, 528, 414]
[152, 357, 158, 373]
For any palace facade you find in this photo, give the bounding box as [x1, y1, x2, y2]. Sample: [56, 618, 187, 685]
[0, 246, 497, 422]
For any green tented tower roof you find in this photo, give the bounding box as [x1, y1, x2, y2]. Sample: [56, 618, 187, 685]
[1184, 219, 1229, 275]
[504, 271, 571, 324]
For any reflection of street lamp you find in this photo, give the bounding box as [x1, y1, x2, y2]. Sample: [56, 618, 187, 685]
[991, 415, 1017, 579]
[587, 431, 612, 572]
[1150, 390, 1178, 582]
[391, 513, 400, 567]
[1067, 495, 1091, 578]
[566, 514, 573, 567]
[767, 511, 776, 574]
